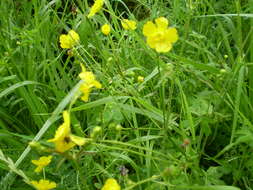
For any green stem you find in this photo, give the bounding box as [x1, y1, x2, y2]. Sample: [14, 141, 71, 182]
[43, 168, 46, 179]
[123, 175, 160, 190]
[72, 157, 88, 188]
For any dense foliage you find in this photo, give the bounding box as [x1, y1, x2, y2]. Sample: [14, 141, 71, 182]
[0, 0, 253, 189]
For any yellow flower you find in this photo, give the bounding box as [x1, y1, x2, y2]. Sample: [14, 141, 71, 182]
[121, 19, 137, 30]
[101, 24, 111, 35]
[143, 17, 178, 53]
[59, 30, 80, 49]
[87, 0, 104, 18]
[79, 65, 102, 102]
[101, 178, 121, 190]
[31, 156, 52, 173]
[31, 179, 56, 190]
[48, 111, 86, 153]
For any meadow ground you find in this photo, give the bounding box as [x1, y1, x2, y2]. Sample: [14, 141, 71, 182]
[0, 0, 253, 189]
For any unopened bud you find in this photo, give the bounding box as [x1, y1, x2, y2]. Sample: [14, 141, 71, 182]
[91, 126, 102, 139]
[29, 141, 40, 148]
[124, 70, 135, 77]
[220, 69, 227, 74]
[163, 165, 180, 177]
[115, 124, 123, 131]
[137, 76, 144, 83]
[107, 57, 113, 62]
[29, 141, 47, 152]
[126, 179, 135, 186]
[67, 49, 74, 57]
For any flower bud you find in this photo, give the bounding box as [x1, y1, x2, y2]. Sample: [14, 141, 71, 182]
[91, 126, 102, 139]
[220, 69, 227, 74]
[124, 70, 135, 77]
[115, 124, 123, 131]
[29, 141, 48, 152]
[137, 76, 144, 83]
[67, 49, 74, 57]
[162, 165, 180, 177]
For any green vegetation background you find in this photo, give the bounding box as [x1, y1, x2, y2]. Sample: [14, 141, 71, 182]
[0, 0, 253, 189]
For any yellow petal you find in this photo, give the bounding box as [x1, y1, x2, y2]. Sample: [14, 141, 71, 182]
[48, 123, 70, 142]
[31, 156, 52, 168]
[59, 35, 71, 49]
[31, 179, 56, 190]
[165, 28, 178, 43]
[80, 64, 86, 73]
[143, 21, 157, 37]
[81, 93, 90, 102]
[80, 84, 91, 94]
[146, 36, 157, 49]
[34, 166, 43, 173]
[93, 80, 102, 88]
[70, 134, 87, 146]
[63, 111, 70, 127]
[31, 159, 39, 165]
[102, 178, 121, 190]
[54, 139, 76, 153]
[80, 84, 91, 102]
[48, 111, 71, 143]
[155, 42, 172, 53]
[155, 17, 169, 29]
[68, 30, 80, 42]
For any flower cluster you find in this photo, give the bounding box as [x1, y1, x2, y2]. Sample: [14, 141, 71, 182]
[59, 30, 80, 49]
[30, 156, 55, 189]
[60, 6, 178, 53]
[28, 110, 90, 189]
[24, 3, 180, 190]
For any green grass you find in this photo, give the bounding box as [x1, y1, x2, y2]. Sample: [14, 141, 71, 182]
[0, 0, 253, 189]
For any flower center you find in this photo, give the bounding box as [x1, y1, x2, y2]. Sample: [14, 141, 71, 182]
[64, 137, 71, 143]
[154, 32, 165, 43]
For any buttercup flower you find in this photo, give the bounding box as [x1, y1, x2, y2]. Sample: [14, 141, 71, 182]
[143, 17, 178, 53]
[31, 156, 52, 173]
[101, 24, 111, 35]
[87, 0, 104, 18]
[31, 179, 56, 190]
[59, 30, 80, 49]
[101, 178, 121, 190]
[48, 111, 86, 153]
[121, 19, 137, 30]
[79, 65, 102, 102]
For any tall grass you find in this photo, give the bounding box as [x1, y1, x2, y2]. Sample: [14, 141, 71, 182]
[0, 0, 253, 189]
